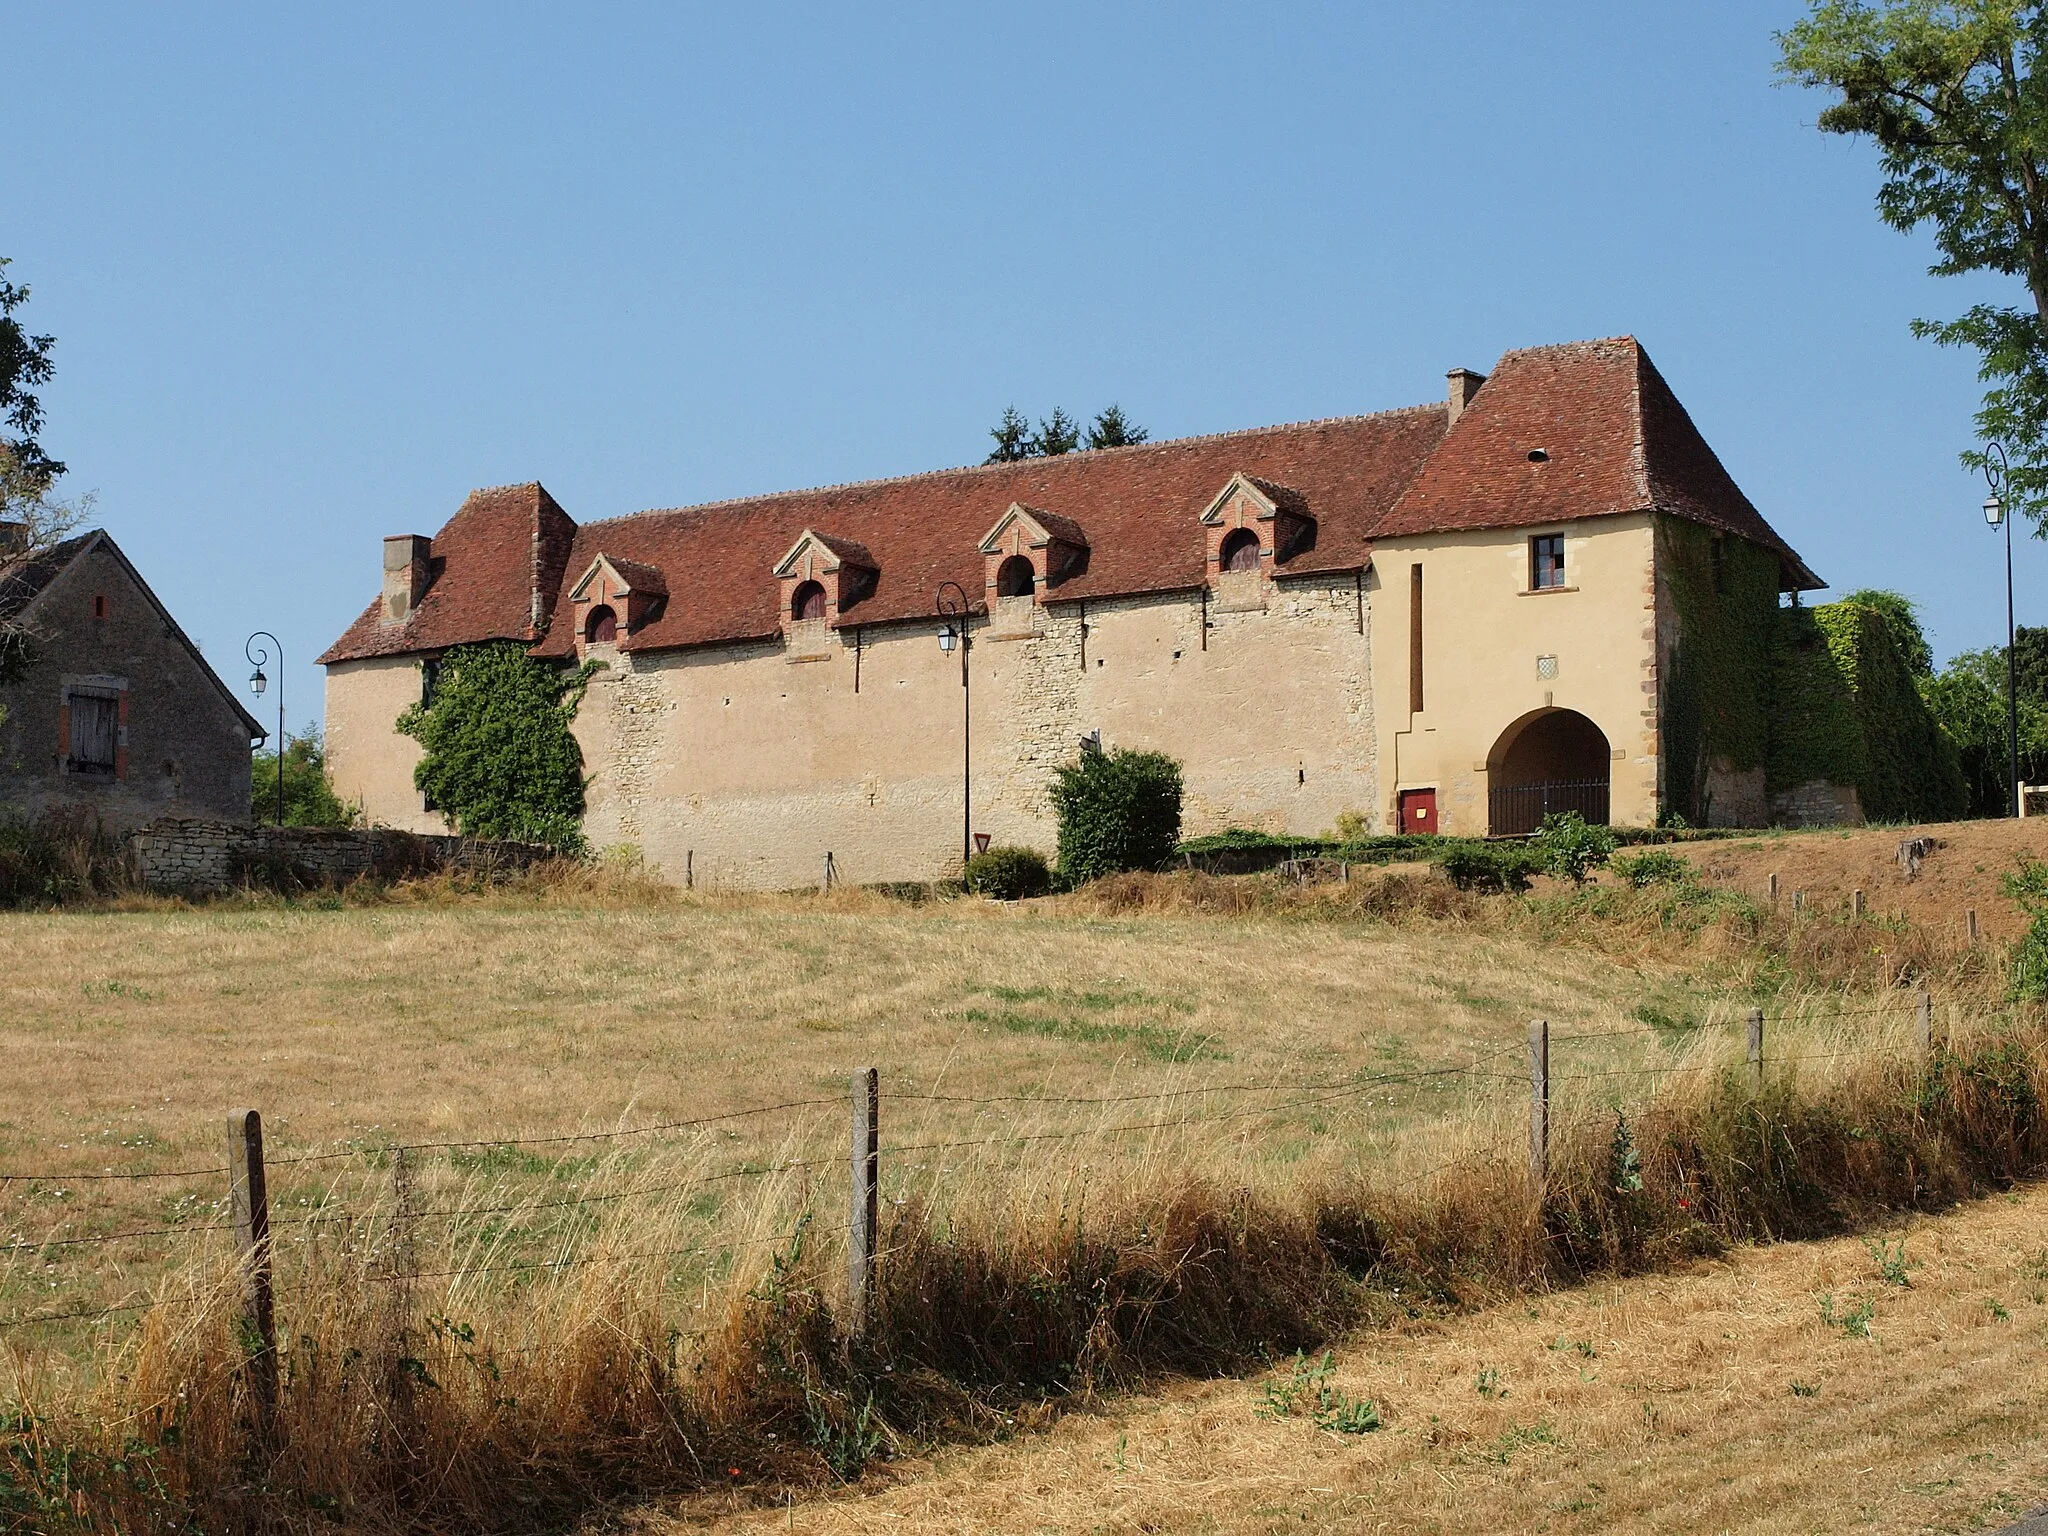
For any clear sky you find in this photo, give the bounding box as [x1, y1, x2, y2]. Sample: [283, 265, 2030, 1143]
[3, 2, 2037, 729]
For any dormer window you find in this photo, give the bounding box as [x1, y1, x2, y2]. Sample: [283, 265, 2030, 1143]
[977, 504, 1087, 612]
[568, 553, 667, 658]
[773, 530, 877, 643]
[1201, 473, 1312, 588]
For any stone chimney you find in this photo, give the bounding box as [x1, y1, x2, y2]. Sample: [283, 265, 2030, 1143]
[0, 521, 28, 561]
[1446, 367, 1487, 426]
[382, 534, 432, 625]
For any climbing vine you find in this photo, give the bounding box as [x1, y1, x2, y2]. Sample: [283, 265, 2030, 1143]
[1768, 599, 1965, 823]
[1659, 521, 1776, 823]
[395, 641, 600, 851]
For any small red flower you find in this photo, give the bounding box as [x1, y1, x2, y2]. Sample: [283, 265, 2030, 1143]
[728, 1467, 741, 1478]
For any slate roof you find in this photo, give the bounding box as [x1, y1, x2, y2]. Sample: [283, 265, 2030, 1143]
[319, 337, 1821, 666]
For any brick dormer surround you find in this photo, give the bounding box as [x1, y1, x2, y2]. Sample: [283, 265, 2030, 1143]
[1199, 473, 1314, 583]
[976, 503, 1088, 604]
[568, 553, 667, 657]
[771, 530, 877, 637]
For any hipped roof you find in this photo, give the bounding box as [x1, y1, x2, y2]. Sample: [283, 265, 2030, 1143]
[319, 336, 1821, 667]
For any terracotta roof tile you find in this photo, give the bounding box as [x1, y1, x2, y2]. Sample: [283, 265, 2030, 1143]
[1374, 337, 1821, 588]
[318, 484, 577, 664]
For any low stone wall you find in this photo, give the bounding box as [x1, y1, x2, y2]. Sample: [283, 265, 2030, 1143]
[126, 817, 553, 894]
[1768, 779, 1864, 830]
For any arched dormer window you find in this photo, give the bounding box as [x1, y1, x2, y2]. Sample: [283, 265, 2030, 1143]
[995, 555, 1035, 598]
[1219, 528, 1261, 573]
[792, 580, 827, 621]
[585, 605, 618, 643]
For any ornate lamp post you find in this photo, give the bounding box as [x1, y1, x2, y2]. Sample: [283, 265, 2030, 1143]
[245, 631, 285, 826]
[1982, 444, 2021, 817]
[934, 581, 972, 866]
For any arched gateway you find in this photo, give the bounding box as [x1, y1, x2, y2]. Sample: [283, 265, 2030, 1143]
[1487, 709, 1611, 835]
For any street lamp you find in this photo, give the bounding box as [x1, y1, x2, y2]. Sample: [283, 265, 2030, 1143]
[935, 580, 971, 866]
[246, 631, 285, 826]
[1982, 444, 2021, 817]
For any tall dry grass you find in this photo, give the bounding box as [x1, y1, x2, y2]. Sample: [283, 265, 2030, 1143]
[5, 1002, 2042, 1533]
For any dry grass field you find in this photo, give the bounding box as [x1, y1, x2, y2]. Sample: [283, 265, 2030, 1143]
[674, 1181, 2048, 1536]
[0, 886, 1746, 1332]
[0, 869, 2041, 1532]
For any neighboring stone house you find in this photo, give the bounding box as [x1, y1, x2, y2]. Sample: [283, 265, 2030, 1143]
[320, 337, 1825, 888]
[0, 527, 263, 827]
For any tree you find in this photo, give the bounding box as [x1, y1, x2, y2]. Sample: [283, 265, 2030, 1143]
[395, 641, 596, 851]
[0, 257, 81, 695]
[249, 725, 358, 827]
[986, 406, 1034, 464]
[1922, 643, 2048, 810]
[1779, 5, 2048, 522]
[1033, 408, 1081, 457]
[1086, 404, 1150, 450]
[1048, 747, 1183, 884]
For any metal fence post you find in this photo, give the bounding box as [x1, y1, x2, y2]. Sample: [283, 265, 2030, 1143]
[1527, 1020, 1549, 1195]
[1747, 1007, 1765, 1092]
[847, 1068, 879, 1343]
[228, 1108, 278, 1441]
[1916, 984, 1933, 1060]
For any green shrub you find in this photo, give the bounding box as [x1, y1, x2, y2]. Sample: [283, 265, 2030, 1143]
[0, 809, 126, 907]
[1435, 842, 1540, 893]
[1533, 812, 1617, 882]
[1609, 848, 1693, 889]
[964, 845, 1052, 900]
[248, 725, 356, 827]
[1174, 827, 1304, 856]
[1049, 748, 1183, 884]
[2004, 854, 2048, 1001]
[395, 642, 598, 852]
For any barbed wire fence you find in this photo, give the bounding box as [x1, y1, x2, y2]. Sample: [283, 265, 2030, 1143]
[0, 982, 1960, 1425]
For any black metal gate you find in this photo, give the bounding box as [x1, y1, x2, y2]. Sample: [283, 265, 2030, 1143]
[1488, 778, 1610, 837]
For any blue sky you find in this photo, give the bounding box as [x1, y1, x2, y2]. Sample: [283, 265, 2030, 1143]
[3, 2, 2036, 727]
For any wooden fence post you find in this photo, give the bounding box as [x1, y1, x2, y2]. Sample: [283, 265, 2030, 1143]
[1747, 1007, 1765, 1092]
[847, 1068, 879, 1344]
[1852, 888, 1866, 919]
[1967, 908, 1979, 944]
[1768, 872, 1779, 903]
[823, 851, 836, 892]
[1792, 891, 1804, 915]
[1916, 984, 1933, 1060]
[228, 1108, 278, 1441]
[1527, 1020, 1549, 1195]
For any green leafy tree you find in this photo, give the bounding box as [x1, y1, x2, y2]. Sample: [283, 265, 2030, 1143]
[1033, 408, 1081, 457]
[1922, 644, 2048, 810]
[1048, 747, 1183, 884]
[2012, 621, 2048, 700]
[1086, 404, 1149, 449]
[985, 406, 1034, 463]
[1780, 5, 2048, 522]
[0, 257, 83, 693]
[395, 641, 596, 850]
[249, 725, 357, 827]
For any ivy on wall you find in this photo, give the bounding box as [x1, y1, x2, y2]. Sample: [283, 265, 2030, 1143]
[1768, 600, 1966, 823]
[1659, 521, 1777, 823]
[395, 641, 599, 851]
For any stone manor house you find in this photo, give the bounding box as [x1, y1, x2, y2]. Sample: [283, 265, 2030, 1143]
[320, 337, 1823, 888]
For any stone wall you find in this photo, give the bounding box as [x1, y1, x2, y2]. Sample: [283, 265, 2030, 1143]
[1768, 779, 1864, 830]
[127, 816, 550, 894]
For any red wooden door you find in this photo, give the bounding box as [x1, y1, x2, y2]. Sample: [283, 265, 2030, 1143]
[1399, 788, 1438, 835]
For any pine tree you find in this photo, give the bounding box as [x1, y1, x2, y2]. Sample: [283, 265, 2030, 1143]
[1034, 407, 1081, 457]
[1086, 404, 1149, 450]
[985, 406, 1035, 463]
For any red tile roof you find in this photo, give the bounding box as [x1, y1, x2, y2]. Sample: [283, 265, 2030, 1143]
[1377, 337, 1823, 587]
[318, 484, 576, 664]
[318, 337, 1819, 667]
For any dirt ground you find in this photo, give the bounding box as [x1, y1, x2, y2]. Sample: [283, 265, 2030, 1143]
[640, 1182, 2048, 1536]
[1668, 817, 2048, 943]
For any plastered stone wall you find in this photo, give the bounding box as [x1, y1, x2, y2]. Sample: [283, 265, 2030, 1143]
[567, 576, 1375, 889]
[1366, 515, 1659, 836]
[0, 544, 253, 829]
[324, 656, 443, 833]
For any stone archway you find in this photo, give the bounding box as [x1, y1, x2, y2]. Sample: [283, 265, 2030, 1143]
[1487, 709, 1611, 835]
